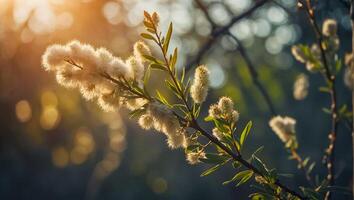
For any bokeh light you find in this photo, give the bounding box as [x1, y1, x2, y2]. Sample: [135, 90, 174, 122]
[15, 100, 32, 123]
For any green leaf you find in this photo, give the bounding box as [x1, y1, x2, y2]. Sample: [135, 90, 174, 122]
[223, 170, 254, 186]
[204, 116, 214, 121]
[200, 153, 229, 164]
[240, 121, 252, 147]
[200, 159, 229, 177]
[140, 33, 155, 41]
[181, 67, 186, 83]
[129, 108, 146, 119]
[319, 86, 330, 93]
[170, 48, 178, 71]
[322, 107, 331, 114]
[150, 63, 166, 71]
[249, 193, 267, 200]
[163, 22, 173, 54]
[252, 155, 268, 175]
[335, 59, 342, 73]
[156, 90, 169, 105]
[252, 146, 264, 156]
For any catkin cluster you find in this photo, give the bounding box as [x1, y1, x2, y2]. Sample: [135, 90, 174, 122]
[42, 40, 150, 112]
[138, 102, 188, 149]
[344, 53, 354, 90]
[209, 97, 239, 123]
[269, 116, 297, 148]
[293, 73, 309, 100]
[190, 65, 210, 104]
[291, 19, 339, 72]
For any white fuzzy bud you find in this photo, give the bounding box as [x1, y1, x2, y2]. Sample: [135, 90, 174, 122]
[218, 96, 234, 114]
[322, 19, 337, 37]
[186, 151, 205, 165]
[208, 104, 222, 119]
[138, 114, 154, 130]
[212, 128, 223, 140]
[190, 65, 209, 103]
[291, 46, 307, 63]
[293, 74, 309, 100]
[269, 116, 296, 143]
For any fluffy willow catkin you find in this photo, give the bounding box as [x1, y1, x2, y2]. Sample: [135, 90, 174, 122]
[293, 74, 309, 100]
[190, 65, 210, 103]
[322, 19, 337, 37]
[138, 102, 187, 149]
[208, 97, 239, 123]
[42, 40, 150, 112]
[291, 46, 307, 64]
[269, 116, 296, 143]
[186, 151, 206, 165]
[344, 54, 354, 90]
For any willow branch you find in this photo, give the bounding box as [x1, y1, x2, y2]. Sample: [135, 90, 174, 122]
[350, 1, 354, 199]
[190, 120, 304, 199]
[291, 149, 314, 186]
[298, 1, 339, 199]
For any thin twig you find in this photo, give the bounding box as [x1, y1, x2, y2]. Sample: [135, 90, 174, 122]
[227, 33, 277, 115]
[190, 120, 305, 199]
[291, 149, 314, 186]
[195, 0, 318, 189]
[350, 1, 354, 199]
[194, 0, 276, 115]
[186, 0, 269, 71]
[298, 1, 339, 199]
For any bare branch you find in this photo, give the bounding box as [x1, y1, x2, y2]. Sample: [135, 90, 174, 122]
[186, 0, 269, 70]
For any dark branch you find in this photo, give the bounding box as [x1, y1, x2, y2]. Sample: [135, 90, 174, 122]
[186, 0, 269, 70]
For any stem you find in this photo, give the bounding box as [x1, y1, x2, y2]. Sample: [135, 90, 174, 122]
[191, 120, 305, 199]
[291, 149, 314, 186]
[186, 0, 269, 71]
[148, 13, 304, 199]
[300, 2, 338, 198]
[350, 1, 354, 199]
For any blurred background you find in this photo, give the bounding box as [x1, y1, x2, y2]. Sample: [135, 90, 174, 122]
[0, 0, 352, 199]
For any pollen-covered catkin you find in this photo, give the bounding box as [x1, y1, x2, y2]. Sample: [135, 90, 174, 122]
[212, 128, 223, 140]
[291, 46, 307, 63]
[218, 96, 234, 114]
[208, 104, 222, 119]
[138, 114, 154, 130]
[293, 74, 309, 100]
[344, 54, 354, 90]
[269, 116, 296, 143]
[133, 41, 151, 65]
[42, 40, 149, 112]
[186, 151, 206, 165]
[322, 19, 337, 37]
[190, 65, 209, 103]
[147, 102, 186, 149]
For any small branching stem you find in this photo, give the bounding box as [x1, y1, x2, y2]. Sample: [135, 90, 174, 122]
[291, 149, 314, 186]
[147, 19, 304, 199]
[191, 121, 305, 199]
[350, 1, 354, 198]
[299, 2, 339, 198]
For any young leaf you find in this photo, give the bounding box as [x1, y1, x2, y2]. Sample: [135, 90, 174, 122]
[170, 48, 178, 71]
[223, 170, 254, 186]
[150, 63, 166, 71]
[200, 153, 229, 164]
[200, 159, 229, 177]
[204, 116, 214, 122]
[240, 121, 252, 147]
[140, 33, 156, 42]
[163, 22, 173, 54]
